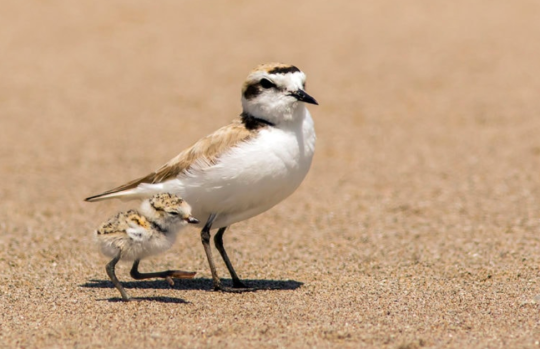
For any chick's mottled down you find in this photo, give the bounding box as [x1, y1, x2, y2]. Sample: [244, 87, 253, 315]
[95, 193, 199, 301]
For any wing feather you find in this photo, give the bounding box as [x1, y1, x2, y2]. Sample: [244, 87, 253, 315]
[85, 119, 256, 202]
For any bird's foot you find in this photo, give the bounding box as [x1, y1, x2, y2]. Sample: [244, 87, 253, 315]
[213, 280, 256, 293]
[169, 270, 197, 279]
[232, 280, 248, 289]
[163, 270, 196, 286]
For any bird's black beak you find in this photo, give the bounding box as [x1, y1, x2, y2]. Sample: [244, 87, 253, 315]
[186, 216, 199, 224]
[290, 89, 318, 105]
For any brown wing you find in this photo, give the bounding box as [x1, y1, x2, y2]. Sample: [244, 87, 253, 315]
[85, 119, 256, 202]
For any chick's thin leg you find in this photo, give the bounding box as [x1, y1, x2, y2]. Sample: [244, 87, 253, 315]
[130, 260, 196, 286]
[201, 213, 222, 291]
[106, 253, 129, 301]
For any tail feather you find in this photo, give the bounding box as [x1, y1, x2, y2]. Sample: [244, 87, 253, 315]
[84, 189, 141, 202]
[84, 173, 155, 202]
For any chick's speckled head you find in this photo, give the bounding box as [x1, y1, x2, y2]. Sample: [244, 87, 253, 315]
[148, 193, 198, 223]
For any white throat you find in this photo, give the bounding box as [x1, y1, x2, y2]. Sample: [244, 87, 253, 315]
[241, 100, 307, 127]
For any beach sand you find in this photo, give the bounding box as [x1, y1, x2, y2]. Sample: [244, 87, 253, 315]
[1, 1, 540, 347]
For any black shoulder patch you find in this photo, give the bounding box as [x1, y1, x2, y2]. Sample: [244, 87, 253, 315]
[268, 65, 300, 75]
[240, 112, 275, 130]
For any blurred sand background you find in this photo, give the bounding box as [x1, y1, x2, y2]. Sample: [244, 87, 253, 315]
[1, 0, 540, 348]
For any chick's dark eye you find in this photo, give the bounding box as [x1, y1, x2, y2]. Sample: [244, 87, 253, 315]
[260, 78, 275, 89]
[168, 211, 179, 216]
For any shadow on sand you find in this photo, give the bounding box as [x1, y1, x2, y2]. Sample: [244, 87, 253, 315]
[96, 296, 190, 304]
[81, 278, 303, 292]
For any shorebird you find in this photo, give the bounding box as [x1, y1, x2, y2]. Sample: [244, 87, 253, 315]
[95, 193, 199, 300]
[86, 63, 318, 292]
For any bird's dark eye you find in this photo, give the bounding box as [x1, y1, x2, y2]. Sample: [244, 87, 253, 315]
[260, 78, 275, 89]
[168, 211, 179, 216]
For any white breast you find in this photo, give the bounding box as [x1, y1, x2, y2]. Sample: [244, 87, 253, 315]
[170, 109, 316, 228]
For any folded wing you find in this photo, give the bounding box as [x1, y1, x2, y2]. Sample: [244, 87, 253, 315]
[85, 119, 256, 202]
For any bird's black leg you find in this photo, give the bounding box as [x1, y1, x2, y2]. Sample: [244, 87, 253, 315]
[214, 227, 248, 289]
[201, 214, 222, 291]
[130, 259, 196, 286]
[106, 252, 129, 301]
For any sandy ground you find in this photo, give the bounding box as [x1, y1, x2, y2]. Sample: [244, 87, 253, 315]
[1, 0, 540, 348]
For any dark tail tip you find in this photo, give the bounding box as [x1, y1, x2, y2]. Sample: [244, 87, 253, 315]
[84, 195, 100, 202]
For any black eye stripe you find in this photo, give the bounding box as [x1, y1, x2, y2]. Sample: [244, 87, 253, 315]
[242, 78, 281, 100]
[243, 83, 261, 99]
[260, 78, 276, 89]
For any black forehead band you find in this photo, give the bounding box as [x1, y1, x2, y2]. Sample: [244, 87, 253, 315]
[268, 66, 300, 75]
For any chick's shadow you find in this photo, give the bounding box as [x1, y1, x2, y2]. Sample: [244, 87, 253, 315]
[98, 296, 190, 304]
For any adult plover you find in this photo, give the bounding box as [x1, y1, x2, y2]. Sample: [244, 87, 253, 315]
[95, 193, 199, 300]
[86, 63, 318, 292]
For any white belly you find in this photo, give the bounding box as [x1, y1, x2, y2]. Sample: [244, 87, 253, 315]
[146, 115, 316, 228]
[184, 127, 313, 227]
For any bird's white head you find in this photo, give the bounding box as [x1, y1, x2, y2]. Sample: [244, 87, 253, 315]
[241, 63, 318, 125]
[141, 193, 199, 229]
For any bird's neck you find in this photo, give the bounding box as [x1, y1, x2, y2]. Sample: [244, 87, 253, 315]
[240, 112, 275, 130]
[150, 220, 167, 233]
[149, 216, 184, 235]
[241, 103, 307, 128]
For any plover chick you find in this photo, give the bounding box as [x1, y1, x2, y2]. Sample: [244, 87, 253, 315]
[86, 63, 318, 292]
[95, 193, 199, 300]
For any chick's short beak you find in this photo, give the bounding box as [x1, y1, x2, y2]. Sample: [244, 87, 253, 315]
[290, 89, 318, 105]
[186, 216, 199, 224]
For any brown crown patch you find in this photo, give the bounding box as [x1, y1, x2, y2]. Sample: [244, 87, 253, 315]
[249, 62, 299, 75]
